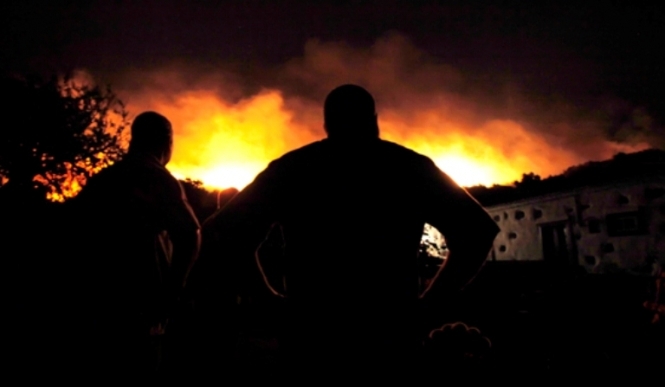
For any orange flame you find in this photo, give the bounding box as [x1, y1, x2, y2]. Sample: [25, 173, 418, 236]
[146, 89, 317, 190]
[36, 153, 118, 202]
[21, 35, 657, 201]
[59, 35, 653, 196]
[119, 89, 649, 191]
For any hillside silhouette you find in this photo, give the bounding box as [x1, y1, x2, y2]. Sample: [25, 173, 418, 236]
[468, 148, 665, 206]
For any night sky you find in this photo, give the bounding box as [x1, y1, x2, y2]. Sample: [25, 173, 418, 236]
[3, 1, 664, 185]
[4, 2, 663, 104]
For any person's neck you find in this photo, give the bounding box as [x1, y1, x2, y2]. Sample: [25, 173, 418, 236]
[326, 135, 380, 145]
[126, 151, 165, 166]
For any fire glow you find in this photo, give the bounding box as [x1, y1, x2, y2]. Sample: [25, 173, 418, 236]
[118, 87, 648, 192]
[140, 90, 586, 191]
[149, 90, 317, 190]
[46, 80, 650, 201]
[14, 35, 657, 202]
[62, 35, 652, 197]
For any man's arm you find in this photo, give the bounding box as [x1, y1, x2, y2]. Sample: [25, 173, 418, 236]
[202, 160, 284, 296]
[164, 179, 201, 295]
[419, 159, 500, 299]
[254, 224, 287, 298]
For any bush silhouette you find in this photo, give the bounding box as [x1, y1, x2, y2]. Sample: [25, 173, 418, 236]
[0, 73, 128, 201]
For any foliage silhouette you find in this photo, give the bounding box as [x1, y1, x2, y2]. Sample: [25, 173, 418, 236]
[0, 73, 128, 201]
[513, 172, 541, 190]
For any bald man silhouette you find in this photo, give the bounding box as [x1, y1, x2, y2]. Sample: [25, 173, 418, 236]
[203, 84, 499, 377]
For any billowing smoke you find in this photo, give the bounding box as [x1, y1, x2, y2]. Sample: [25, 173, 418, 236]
[103, 33, 657, 190]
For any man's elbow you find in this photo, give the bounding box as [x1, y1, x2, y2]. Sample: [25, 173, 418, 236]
[192, 228, 202, 260]
[481, 215, 500, 246]
[488, 219, 500, 239]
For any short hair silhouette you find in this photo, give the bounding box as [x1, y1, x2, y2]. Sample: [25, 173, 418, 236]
[129, 111, 172, 156]
[324, 84, 379, 140]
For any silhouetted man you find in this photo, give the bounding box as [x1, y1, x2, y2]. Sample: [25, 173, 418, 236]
[73, 111, 201, 378]
[203, 84, 499, 377]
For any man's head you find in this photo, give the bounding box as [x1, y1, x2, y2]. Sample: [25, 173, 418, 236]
[324, 84, 379, 141]
[128, 111, 173, 165]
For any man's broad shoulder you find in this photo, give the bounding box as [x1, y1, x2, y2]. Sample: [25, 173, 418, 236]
[273, 139, 433, 160]
[260, 140, 329, 173]
[83, 156, 181, 198]
[276, 140, 327, 161]
[261, 139, 436, 175]
[150, 162, 181, 189]
[377, 139, 438, 170]
[379, 139, 431, 159]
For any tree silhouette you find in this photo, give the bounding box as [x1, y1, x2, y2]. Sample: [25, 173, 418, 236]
[0, 73, 128, 201]
[514, 172, 541, 190]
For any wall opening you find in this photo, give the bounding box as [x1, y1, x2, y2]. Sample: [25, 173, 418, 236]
[601, 243, 615, 253]
[540, 222, 570, 265]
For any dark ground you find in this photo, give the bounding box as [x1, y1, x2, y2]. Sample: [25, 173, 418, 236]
[3, 199, 663, 381]
[183, 261, 663, 380]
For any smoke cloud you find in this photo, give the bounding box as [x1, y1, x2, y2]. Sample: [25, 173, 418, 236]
[102, 33, 657, 189]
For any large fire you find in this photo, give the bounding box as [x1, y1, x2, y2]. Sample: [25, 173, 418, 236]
[35, 83, 649, 202]
[152, 90, 317, 190]
[7, 36, 656, 202]
[136, 89, 640, 191]
[155, 91, 522, 190]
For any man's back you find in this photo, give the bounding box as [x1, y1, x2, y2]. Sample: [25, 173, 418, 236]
[67, 111, 201, 378]
[207, 138, 490, 357]
[77, 150, 201, 318]
[75, 154, 185, 317]
[267, 139, 434, 306]
[78, 153, 186, 236]
[204, 85, 499, 374]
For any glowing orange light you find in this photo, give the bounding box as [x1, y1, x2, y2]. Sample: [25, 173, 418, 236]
[432, 155, 497, 187]
[76, 75, 649, 195]
[43, 38, 655, 200]
[122, 91, 647, 192]
[145, 90, 316, 191]
[140, 91, 528, 191]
